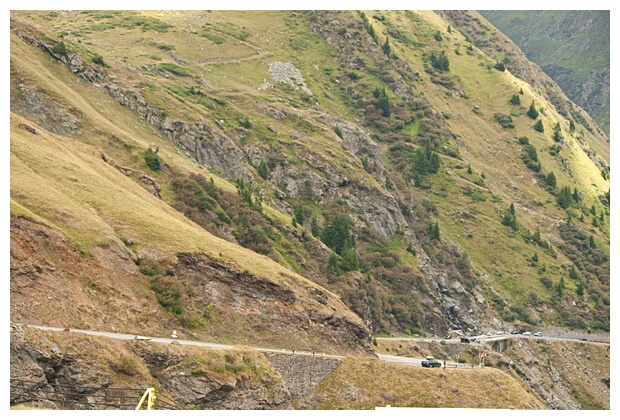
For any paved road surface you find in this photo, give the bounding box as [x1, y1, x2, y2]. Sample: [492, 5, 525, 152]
[18, 324, 598, 370]
[17, 324, 343, 359]
[376, 333, 598, 344]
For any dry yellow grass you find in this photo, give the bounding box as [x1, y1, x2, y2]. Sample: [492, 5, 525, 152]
[293, 356, 545, 409]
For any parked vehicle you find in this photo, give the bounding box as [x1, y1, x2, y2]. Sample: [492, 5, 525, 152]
[534, 332, 542, 337]
[421, 356, 442, 368]
[523, 331, 532, 335]
[460, 337, 471, 343]
[580, 338, 588, 341]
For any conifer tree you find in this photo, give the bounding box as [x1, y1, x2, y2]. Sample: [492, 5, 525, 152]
[545, 171, 557, 189]
[576, 280, 585, 296]
[527, 100, 539, 119]
[432, 222, 440, 240]
[257, 161, 269, 179]
[589, 235, 596, 248]
[311, 217, 321, 237]
[429, 153, 441, 174]
[568, 265, 579, 280]
[557, 186, 573, 209]
[533, 119, 544, 132]
[556, 276, 565, 297]
[293, 202, 305, 226]
[382, 36, 391, 55]
[509, 93, 521, 105]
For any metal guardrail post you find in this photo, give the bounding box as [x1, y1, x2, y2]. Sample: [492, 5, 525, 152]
[135, 387, 156, 410]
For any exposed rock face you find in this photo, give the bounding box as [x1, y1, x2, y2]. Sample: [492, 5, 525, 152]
[173, 253, 373, 355]
[10, 324, 292, 410]
[103, 84, 252, 182]
[11, 19, 252, 183]
[9, 215, 157, 334]
[10, 214, 372, 355]
[10, 82, 82, 137]
[416, 245, 486, 335]
[101, 152, 162, 199]
[151, 357, 290, 410]
[244, 119, 407, 239]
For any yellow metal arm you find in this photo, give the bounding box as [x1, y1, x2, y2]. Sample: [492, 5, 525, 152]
[135, 387, 156, 410]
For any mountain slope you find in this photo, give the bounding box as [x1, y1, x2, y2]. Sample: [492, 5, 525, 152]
[478, 10, 610, 137]
[10, 9, 609, 361]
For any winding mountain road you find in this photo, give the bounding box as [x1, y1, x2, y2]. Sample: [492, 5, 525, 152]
[19, 324, 601, 370]
[17, 324, 344, 359]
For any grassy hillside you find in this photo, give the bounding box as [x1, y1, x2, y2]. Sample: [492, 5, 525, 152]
[293, 356, 545, 409]
[10, 9, 609, 348]
[479, 10, 610, 137]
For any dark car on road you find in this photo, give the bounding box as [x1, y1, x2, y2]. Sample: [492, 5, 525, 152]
[421, 356, 442, 368]
[460, 337, 471, 343]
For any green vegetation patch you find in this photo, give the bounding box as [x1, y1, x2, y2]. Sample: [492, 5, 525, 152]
[158, 63, 194, 78]
[201, 30, 225, 44]
[80, 10, 172, 33]
[205, 22, 250, 41]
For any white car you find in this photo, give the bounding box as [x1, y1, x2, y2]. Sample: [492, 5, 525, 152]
[523, 331, 532, 335]
[534, 332, 542, 337]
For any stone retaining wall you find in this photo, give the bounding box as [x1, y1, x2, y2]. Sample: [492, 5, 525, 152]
[265, 353, 341, 399]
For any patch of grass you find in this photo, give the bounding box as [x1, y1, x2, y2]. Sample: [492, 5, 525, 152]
[113, 355, 140, 376]
[201, 30, 225, 44]
[293, 357, 545, 409]
[210, 22, 250, 40]
[158, 63, 193, 77]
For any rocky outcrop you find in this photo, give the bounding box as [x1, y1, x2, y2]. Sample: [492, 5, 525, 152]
[173, 253, 373, 355]
[103, 84, 252, 182]
[10, 81, 82, 137]
[10, 324, 291, 410]
[11, 18, 252, 183]
[101, 152, 162, 199]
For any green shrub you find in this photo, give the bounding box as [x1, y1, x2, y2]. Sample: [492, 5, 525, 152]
[138, 258, 165, 278]
[534, 120, 545, 133]
[201, 31, 225, 44]
[115, 355, 139, 376]
[494, 113, 514, 128]
[509, 93, 521, 105]
[150, 276, 183, 315]
[429, 50, 450, 71]
[334, 126, 343, 139]
[91, 54, 105, 66]
[144, 148, 161, 171]
[527, 101, 539, 119]
[52, 41, 67, 56]
[159, 62, 193, 77]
